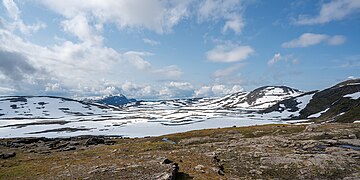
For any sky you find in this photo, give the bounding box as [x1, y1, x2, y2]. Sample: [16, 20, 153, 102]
[0, 0, 359, 100]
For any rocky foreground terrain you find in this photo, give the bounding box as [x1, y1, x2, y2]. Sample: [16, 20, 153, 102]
[0, 123, 359, 179]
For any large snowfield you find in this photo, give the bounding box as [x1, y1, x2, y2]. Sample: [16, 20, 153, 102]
[0, 95, 300, 138]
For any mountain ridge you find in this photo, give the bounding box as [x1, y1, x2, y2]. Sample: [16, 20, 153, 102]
[262, 79, 360, 122]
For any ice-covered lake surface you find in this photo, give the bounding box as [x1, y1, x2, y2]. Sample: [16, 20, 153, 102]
[0, 96, 302, 138]
[0, 116, 287, 138]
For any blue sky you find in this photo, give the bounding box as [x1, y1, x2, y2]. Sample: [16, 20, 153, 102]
[0, 0, 359, 99]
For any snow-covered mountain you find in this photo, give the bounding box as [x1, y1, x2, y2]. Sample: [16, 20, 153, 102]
[262, 79, 360, 122]
[189, 86, 302, 110]
[82, 94, 136, 106]
[0, 80, 358, 138]
[0, 96, 109, 119]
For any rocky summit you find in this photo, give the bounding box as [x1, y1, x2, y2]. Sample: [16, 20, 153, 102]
[1, 123, 359, 179]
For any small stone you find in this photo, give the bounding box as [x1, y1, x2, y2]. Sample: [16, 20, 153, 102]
[348, 134, 357, 139]
[212, 165, 225, 175]
[85, 137, 105, 146]
[249, 169, 262, 176]
[195, 164, 205, 173]
[0, 152, 16, 159]
[213, 155, 220, 162]
[161, 158, 173, 164]
[156, 173, 171, 180]
[62, 146, 76, 151]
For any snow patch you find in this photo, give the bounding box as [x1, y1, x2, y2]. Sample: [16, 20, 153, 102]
[308, 108, 329, 118]
[344, 92, 360, 100]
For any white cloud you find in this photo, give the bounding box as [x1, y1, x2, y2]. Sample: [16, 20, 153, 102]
[45, 83, 63, 92]
[206, 44, 254, 63]
[198, 0, 245, 34]
[195, 84, 243, 97]
[121, 81, 154, 98]
[282, 33, 346, 48]
[2, 0, 46, 34]
[153, 65, 184, 79]
[268, 53, 282, 66]
[211, 84, 242, 96]
[222, 15, 244, 34]
[40, 0, 192, 34]
[268, 53, 299, 66]
[61, 14, 103, 45]
[194, 86, 211, 97]
[123, 51, 152, 70]
[1, 0, 256, 99]
[11, 21, 46, 35]
[213, 63, 244, 78]
[295, 0, 360, 25]
[0, 86, 15, 94]
[169, 81, 193, 90]
[158, 81, 195, 99]
[230, 85, 243, 93]
[143, 38, 160, 46]
[0, 27, 185, 97]
[327, 35, 347, 45]
[3, 0, 20, 20]
[211, 84, 228, 95]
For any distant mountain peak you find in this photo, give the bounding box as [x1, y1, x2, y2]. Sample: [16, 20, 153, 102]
[94, 94, 136, 106]
[245, 86, 302, 108]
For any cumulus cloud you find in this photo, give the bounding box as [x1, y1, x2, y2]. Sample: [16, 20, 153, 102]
[45, 83, 62, 92]
[195, 84, 243, 97]
[61, 14, 103, 45]
[295, 0, 360, 25]
[169, 81, 193, 90]
[0, 50, 37, 81]
[0, 0, 255, 98]
[211, 84, 229, 96]
[120, 81, 154, 98]
[282, 33, 346, 48]
[206, 44, 254, 63]
[143, 38, 160, 46]
[158, 81, 195, 98]
[194, 86, 212, 97]
[123, 51, 153, 70]
[39, 0, 192, 34]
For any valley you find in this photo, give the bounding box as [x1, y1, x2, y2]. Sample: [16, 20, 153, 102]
[0, 79, 359, 138]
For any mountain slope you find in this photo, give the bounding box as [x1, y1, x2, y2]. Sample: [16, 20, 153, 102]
[82, 94, 136, 106]
[0, 96, 109, 119]
[262, 79, 360, 122]
[95, 94, 136, 106]
[192, 86, 302, 110]
[299, 79, 360, 122]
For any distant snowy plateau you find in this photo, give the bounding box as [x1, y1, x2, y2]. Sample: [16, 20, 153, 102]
[0, 79, 359, 138]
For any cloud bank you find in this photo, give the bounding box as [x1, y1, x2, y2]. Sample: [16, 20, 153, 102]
[282, 33, 346, 48]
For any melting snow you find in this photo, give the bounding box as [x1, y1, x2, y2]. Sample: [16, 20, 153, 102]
[344, 92, 360, 100]
[0, 91, 312, 138]
[308, 108, 329, 118]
